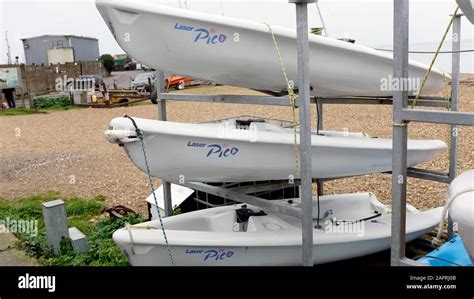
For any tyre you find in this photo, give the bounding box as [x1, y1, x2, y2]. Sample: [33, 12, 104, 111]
[150, 91, 158, 104]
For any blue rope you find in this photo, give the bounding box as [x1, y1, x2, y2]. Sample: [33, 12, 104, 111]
[125, 115, 175, 266]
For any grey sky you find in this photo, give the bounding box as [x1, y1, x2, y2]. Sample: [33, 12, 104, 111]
[1, 0, 472, 72]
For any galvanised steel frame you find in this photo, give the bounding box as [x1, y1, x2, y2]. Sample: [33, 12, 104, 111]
[152, 0, 470, 266]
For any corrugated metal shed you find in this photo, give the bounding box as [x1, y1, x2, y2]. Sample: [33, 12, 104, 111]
[21, 35, 100, 65]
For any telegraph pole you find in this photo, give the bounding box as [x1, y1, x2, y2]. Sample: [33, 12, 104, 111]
[5, 30, 12, 64]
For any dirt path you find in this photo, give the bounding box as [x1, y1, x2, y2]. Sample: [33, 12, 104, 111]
[1, 83, 473, 215]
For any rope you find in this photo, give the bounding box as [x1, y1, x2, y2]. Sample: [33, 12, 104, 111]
[411, 6, 460, 108]
[375, 49, 474, 54]
[393, 122, 407, 127]
[126, 223, 136, 255]
[123, 115, 176, 266]
[262, 21, 300, 177]
[315, 2, 329, 37]
[432, 187, 474, 246]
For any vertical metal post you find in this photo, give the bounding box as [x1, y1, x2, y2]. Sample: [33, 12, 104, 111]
[291, 0, 314, 266]
[317, 101, 323, 131]
[316, 101, 323, 195]
[156, 71, 173, 217]
[447, 15, 461, 240]
[391, 0, 409, 266]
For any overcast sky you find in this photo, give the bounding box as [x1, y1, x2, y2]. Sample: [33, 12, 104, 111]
[0, 0, 472, 72]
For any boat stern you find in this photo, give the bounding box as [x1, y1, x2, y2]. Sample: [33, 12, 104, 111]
[406, 139, 448, 167]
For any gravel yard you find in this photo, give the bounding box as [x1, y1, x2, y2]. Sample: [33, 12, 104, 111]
[1, 76, 473, 215]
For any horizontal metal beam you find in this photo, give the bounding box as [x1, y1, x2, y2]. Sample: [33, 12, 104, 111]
[402, 109, 474, 126]
[159, 92, 451, 108]
[406, 167, 450, 184]
[192, 197, 228, 208]
[177, 181, 302, 218]
[317, 98, 448, 107]
[409, 95, 451, 101]
[229, 181, 295, 194]
[160, 93, 293, 106]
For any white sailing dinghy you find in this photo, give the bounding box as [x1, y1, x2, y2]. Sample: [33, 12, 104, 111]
[96, 0, 449, 96]
[105, 117, 446, 182]
[113, 192, 442, 266]
[446, 170, 474, 259]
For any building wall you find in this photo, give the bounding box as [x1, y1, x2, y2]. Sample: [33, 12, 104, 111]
[22, 36, 99, 65]
[69, 37, 100, 62]
[23, 36, 70, 65]
[0, 61, 107, 96]
[47, 47, 75, 64]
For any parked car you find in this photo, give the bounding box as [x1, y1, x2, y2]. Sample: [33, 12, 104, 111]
[164, 76, 193, 90]
[131, 72, 156, 92]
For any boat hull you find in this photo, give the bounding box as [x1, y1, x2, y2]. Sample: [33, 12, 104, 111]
[448, 170, 474, 260]
[106, 117, 447, 182]
[96, 0, 449, 96]
[113, 193, 443, 266]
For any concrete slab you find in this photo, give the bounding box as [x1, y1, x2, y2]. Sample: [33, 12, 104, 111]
[0, 224, 39, 266]
[0, 248, 39, 266]
[0, 226, 18, 251]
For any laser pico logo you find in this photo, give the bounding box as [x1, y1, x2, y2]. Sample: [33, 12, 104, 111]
[174, 23, 227, 44]
[185, 248, 234, 262]
[187, 141, 239, 158]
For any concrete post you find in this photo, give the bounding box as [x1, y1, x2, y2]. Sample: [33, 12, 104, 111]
[68, 227, 89, 254]
[42, 200, 69, 254]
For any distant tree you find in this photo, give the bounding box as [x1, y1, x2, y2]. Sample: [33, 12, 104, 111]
[99, 54, 114, 76]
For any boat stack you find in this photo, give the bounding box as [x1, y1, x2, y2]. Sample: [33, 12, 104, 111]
[96, 0, 471, 266]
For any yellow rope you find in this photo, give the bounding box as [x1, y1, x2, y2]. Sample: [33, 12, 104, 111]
[443, 72, 451, 110]
[262, 22, 300, 177]
[412, 6, 460, 108]
[128, 225, 158, 229]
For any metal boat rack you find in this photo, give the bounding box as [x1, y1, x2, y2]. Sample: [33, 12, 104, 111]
[152, 0, 472, 266]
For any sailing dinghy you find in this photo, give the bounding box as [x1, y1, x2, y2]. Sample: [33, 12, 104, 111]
[105, 117, 447, 182]
[446, 170, 474, 259]
[113, 192, 442, 266]
[96, 0, 449, 96]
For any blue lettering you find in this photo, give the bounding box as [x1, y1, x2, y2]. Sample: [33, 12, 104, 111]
[222, 148, 230, 157]
[185, 249, 203, 254]
[203, 250, 218, 261]
[205, 144, 239, 158]
[206, 144, 222, 157]
[194, 29, 209, 43]
[201, 249, 234, 261]
[175, 23, 194, 31]
[188, 141, 206, 148]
